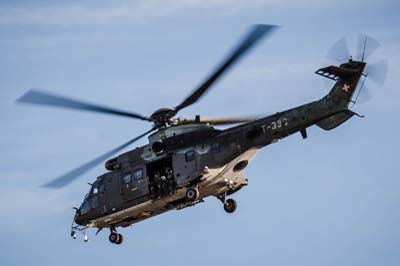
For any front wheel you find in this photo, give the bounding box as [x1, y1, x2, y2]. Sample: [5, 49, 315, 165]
[109, 232, 119, 244]
[116, 234, 123, 244]
[223, 198, 237, 213]
[185, 187, 199, 202]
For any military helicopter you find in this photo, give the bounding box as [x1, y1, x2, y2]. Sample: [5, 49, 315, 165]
[17, 24, 387, 245]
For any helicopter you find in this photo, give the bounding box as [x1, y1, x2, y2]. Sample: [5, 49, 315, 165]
[17, 24, 387, 245]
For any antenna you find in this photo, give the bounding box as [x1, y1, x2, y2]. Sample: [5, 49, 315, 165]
[361, 36, 367, 62]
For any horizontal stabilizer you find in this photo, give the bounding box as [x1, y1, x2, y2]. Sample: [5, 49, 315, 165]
[315, 66, 359, 81]
[317, 110, 356, 130]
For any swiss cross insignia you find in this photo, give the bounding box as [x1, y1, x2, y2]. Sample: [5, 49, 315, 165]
[342, 84, 350, 93]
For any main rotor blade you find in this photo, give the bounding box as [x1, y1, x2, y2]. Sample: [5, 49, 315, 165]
[327, 38, 350, 63]
[17, 89, 150, 121]
[181, 117, 257, 126]
[42, 127, 156, 188]
[174, 24, 278, 112]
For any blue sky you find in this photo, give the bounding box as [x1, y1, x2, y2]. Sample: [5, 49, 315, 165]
[1, 1, 400, 265]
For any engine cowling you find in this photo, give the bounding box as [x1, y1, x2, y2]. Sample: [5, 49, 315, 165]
[105, 158, 119, 171]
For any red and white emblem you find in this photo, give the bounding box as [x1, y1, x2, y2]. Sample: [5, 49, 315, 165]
[342, 84, 350, 93]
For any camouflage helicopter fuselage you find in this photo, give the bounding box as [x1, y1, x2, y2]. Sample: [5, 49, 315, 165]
[74, 59, 365, 234]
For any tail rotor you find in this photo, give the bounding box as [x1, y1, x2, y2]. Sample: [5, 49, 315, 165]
[326, 38, 350, 63]
[325, 34, 388, 105]
[367, 59, 388, 86]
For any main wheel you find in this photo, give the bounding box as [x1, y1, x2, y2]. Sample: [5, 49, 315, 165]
[109, 232, 119, 244]
[224, 198, 237, 213]
[116, 234, 124, 245]
[185, 187, 199, 202]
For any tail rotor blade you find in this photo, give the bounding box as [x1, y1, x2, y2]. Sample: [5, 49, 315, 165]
[353, 84, 372, 105]
[352, 59, 388, 105]
[367, 59, 388, 86]
[327, 38, 350, 63]
[357, 34, 380, 62]
[357, 85, 372, 104]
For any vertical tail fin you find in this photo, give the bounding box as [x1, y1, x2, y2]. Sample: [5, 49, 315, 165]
[316, 59, 366, 110]
[314, 59, 366, 130]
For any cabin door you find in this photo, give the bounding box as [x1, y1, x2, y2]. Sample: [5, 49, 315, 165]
[173, 149, 198, 186]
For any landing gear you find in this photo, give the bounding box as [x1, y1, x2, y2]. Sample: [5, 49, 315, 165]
[109, 227, 123, 245]
[217, 193, 237, 213]
[116, 234, 123, 244]
[223, 198, 237, 213]
[185, 187, 199, 202]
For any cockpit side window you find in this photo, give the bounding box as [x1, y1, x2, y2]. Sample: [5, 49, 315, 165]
[90, 182, 100, 196]
[185, 150, 195, 162]
[91, 196, 99, 209]
[211, 142, 220, 153]
[134, 168, 144, 180]
[80, 181, 104, 214]
[122, 173, 132, 184]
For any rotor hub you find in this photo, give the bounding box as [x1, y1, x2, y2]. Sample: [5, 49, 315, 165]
[149, 108, 177, 127]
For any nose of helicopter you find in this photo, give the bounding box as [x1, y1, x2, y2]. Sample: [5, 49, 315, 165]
[73, 209, 86, 226]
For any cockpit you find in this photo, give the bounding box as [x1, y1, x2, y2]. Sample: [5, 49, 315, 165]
[79, 180, 103, 216]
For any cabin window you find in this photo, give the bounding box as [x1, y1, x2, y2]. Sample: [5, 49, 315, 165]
[185, 150, 195, 162]
[134, 168, 144, 180]
[211, 142, 220, 153]
[122, 173, 132, 184]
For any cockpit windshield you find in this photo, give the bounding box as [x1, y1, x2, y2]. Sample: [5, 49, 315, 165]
[79, 199, 91, 215]
[79, 181, 102, 215]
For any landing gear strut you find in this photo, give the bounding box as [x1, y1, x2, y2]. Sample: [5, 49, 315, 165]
[109, 227, 123, 245]
[217, 192, 237, 213]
